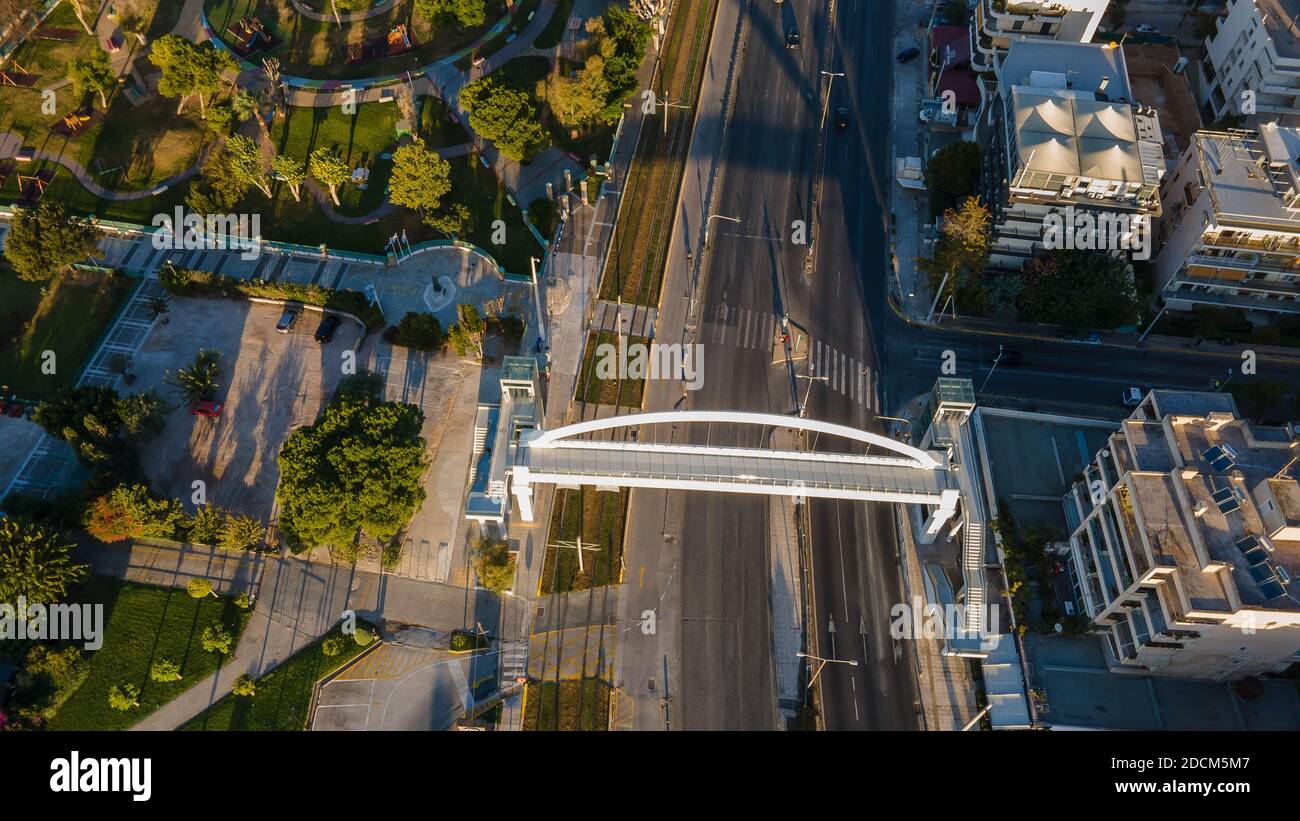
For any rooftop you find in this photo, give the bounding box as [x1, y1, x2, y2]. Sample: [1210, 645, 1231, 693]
[1190, 126, 1300, 231]
[1258, 0, 1300, 60]
[999, 40, 1164, 210]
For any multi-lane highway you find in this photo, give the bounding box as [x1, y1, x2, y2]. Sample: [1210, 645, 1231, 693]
[662, 0, 1300, 730]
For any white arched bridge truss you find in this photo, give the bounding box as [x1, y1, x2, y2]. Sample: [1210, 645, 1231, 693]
[511, 411, 960, 538]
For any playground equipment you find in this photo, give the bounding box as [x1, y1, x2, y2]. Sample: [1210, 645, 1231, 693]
[345, 23, 416, 64]
[16, 168, 55, 205]
[225, 16, 279, 57]
[0, 60, 38, 88]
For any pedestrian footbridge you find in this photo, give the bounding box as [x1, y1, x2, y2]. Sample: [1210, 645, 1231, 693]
[510, 411, 960, 540]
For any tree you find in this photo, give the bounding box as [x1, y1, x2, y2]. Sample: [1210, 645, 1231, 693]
[229, 88, 259, 123]
[187, 577, 215, 598]
[425, 202, 471, 236]
[924, 141, 982, 217]
[309, 147, 350, 207]
[201, 624, 232, 654]
[0, 516, 87, 605]
[117, 0, 150, 45]
[271, 154, 306, 202]
[166, 348, 221, 404]
[923, 196, 991, 316]
[384, 311, 443, 350]
[108, 683, 141, 711]
[150, 659, 183, 682]
[2, 201, 100, 282]
[223, 135, 273, 198]
[187, 504, 226, 544]
[388, 139, 452, 215]
[459, 78, 550, 162]
[186, 151, 249, 214]
[275, 375, 427, 553]
[113, 390, 165, 438]
[542, 54, 610, 128]
[1018, 249, 1138, 331]
[471, 534, 515, 594]
[231, 673, 256, 697]
[86, 484, 184, 542]
[151, 35, 230, 115]
[415, 0, 485, 28]
[218, 514, 265, 552]
[446, 303, 485, 357]
[67, 48, 117, 109]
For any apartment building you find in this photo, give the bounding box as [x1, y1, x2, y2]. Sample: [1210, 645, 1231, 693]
[970, 0, 1110, 77]
[1154, 124, 1300, 315]
[1060, 390, 1300, 680]
[1199, 0, 1300, 123]
[982, 40, 1166, 271]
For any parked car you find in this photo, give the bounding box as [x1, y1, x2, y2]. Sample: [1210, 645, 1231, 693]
[276, 305, 301, 333]
[314, 314, 342, 343]
[191, 399, 224, 417]
[993, 348, 1024, 366]
[897, 47, 921, 63]
[836, 107, 849, 129]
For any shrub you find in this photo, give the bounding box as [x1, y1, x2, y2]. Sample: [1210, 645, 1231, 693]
[201, 624, 233, 654]
[150, 659, 183, 683]
[187, 577, 214, 599]
[218, 514, 266, 552]
[108, 683, 141, 711]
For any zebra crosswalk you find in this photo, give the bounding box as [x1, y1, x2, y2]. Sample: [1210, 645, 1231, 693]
[703, 306, 879, 410]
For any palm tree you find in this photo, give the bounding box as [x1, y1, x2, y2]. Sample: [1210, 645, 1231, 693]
[166, 349, 221, 404]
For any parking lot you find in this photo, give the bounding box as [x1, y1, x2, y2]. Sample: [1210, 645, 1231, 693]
[131, 298, 363, 524]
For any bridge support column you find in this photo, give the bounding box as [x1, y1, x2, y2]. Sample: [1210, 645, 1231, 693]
[919, 489, 961, 545]
[512, 479, 535, 522]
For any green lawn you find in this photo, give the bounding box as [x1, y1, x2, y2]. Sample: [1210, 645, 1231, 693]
[540, 486, 628, 593]
[0, 269, 136, 399]
[180, 623, 371, 730]
[46, 576, 251, 730]
[522, 678, 611, 730]
[575, 330, 647, 407]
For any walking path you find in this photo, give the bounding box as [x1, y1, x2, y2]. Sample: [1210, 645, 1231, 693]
[0, 131, 209, 200]
[75, 537, 516, 730]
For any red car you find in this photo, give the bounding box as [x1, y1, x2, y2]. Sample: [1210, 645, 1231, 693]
[191, 400, 223, 417]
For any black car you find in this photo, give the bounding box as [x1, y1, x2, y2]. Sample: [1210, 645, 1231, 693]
[896, 47, 921, 63]
[314, 314, 342, 343]
[836, 107, 849, 129]
[276, 305, 300, 334]
[993, 348, 1024, 366]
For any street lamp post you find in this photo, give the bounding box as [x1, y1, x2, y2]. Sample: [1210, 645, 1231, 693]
[704, 213, 740, 248]
[796, 373, 828, 418]
[796, 651, 857, 690]
[659, 97, 690, 135]
[980, 344, 1004, 393]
